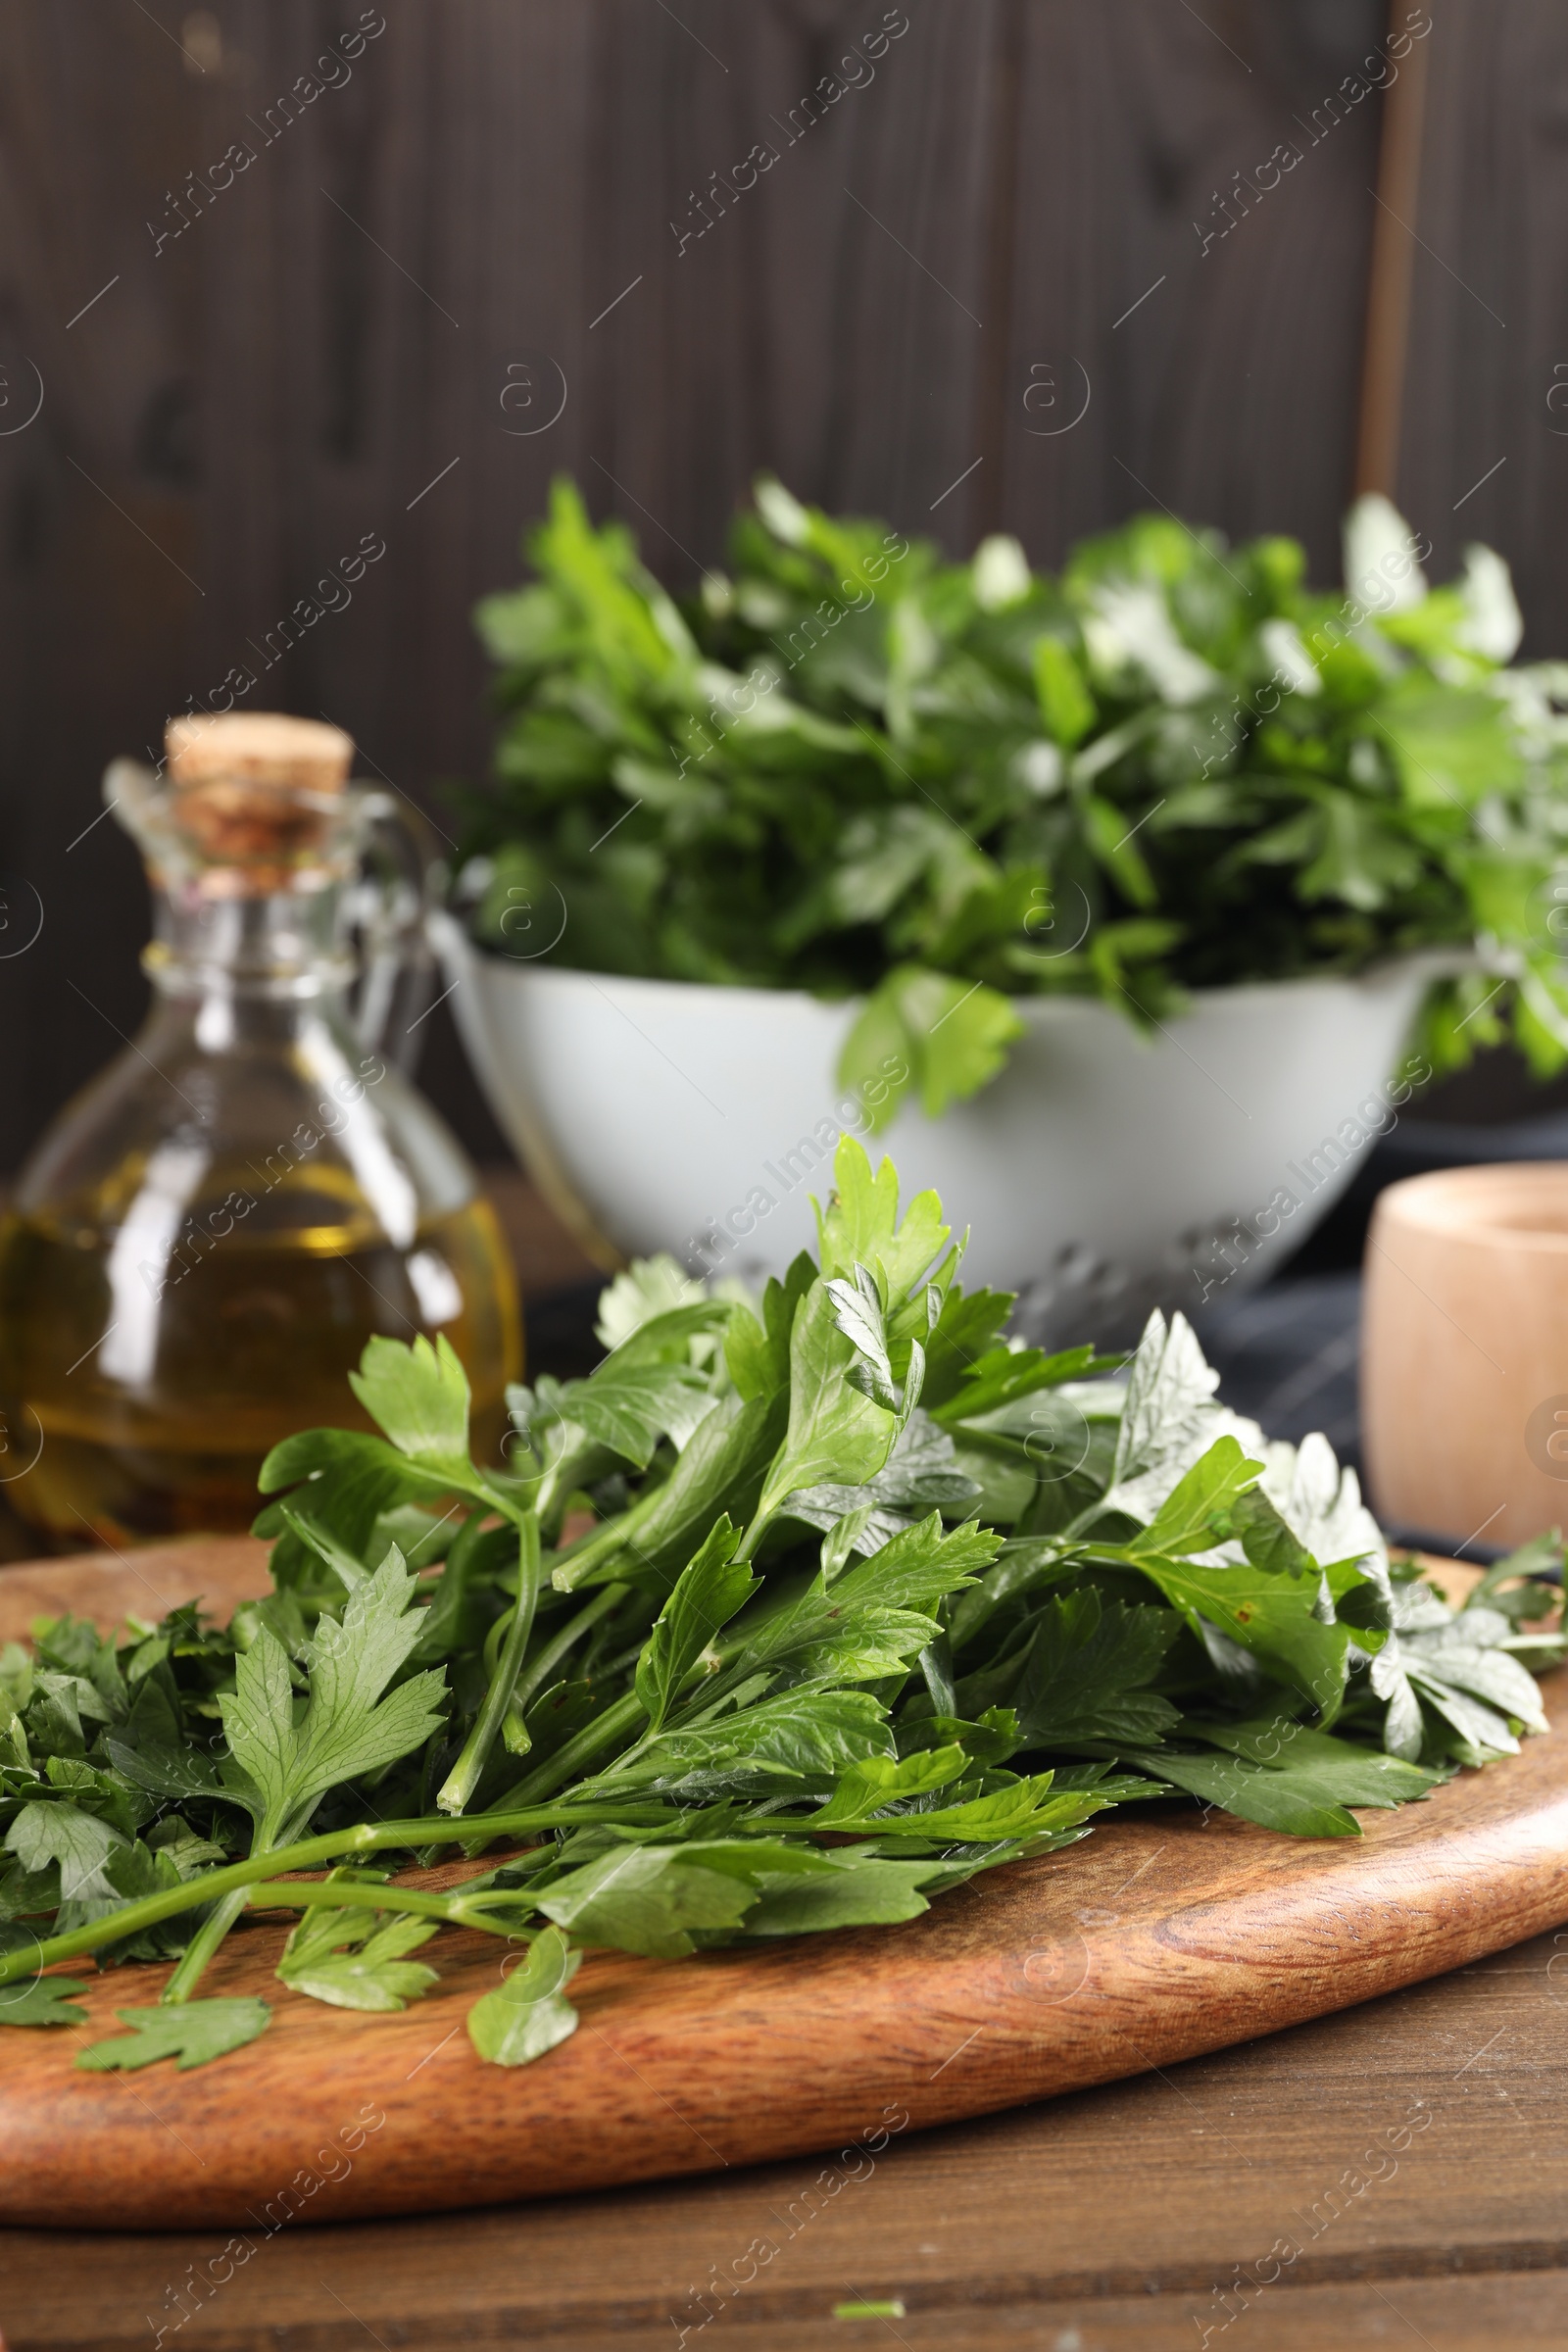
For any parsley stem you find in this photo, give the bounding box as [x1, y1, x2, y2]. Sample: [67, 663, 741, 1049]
[547, 1495, 650, 1592]
[162, 1794, 320, 2005]
[257, 1880, 531, 1934]
[436, 1512, 543, 1814]
[491, 1688, 647, 1810]
[511, 1583, 625, 1716]
[0, 1801, 663, 1989]
[160, 1886, 252, 2007]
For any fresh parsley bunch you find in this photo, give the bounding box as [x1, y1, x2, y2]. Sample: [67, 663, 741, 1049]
[1, 1141, 1560, 2072]
[458, 478, 1568, 1131]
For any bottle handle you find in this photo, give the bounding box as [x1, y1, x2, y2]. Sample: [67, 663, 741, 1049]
[343, 788, 439, 1072]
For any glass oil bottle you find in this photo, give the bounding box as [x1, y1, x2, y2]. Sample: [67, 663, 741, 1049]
[0, 712, 520, 1546]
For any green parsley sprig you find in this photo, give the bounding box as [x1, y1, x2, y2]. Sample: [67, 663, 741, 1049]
[1, 1140, 1560, 2072]
[457, 479, 1568, 1128]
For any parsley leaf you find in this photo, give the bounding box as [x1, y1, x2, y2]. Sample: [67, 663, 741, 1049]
[5, 1801, 122, 1901]
[0, 1975, 89, 2028]
[813, 1139, 950, 1308]
[349, 1333, 471, 1475]
[466, 1927, 582, 2065]
[633, 1519, 757, 1732]
[745, 1278, 899, 1544]
[532, 1845, 760, 1957]
[1013, 1591, 1180, 1748]
[76, 1998, 271, 2072]
[277, 1892, 440, 2013]
[220, 1545, 447, 1844]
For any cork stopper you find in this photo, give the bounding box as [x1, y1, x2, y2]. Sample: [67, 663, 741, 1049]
[166, 711, 353, 794]
[162, 712, 355, 872]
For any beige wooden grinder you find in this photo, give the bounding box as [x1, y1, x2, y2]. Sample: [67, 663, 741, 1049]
[1362, 1162, 1568, 1548]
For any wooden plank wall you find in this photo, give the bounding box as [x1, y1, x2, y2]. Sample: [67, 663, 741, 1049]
[0, 0, 1557, 1170]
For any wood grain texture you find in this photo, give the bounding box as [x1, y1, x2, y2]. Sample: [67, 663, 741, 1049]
[1, 1542, 1565, 2234]
[4, 1927, 1568, 2350]
[992, 0, 1383, 577]
[0, 0, 1433, 1178]
[3, 1937, 1568, 2352]
[1395, 0, 1568, 654]
[0, 1535, 269, 1643]
[1355, 0, 1430, 496]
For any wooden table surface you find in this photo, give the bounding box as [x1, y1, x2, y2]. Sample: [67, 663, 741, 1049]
[4, 1930, 1567, 2351]
[4, 1177, 1568, 2350]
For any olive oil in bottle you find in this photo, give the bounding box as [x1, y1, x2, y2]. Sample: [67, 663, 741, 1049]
[0, 714, 519, 1546]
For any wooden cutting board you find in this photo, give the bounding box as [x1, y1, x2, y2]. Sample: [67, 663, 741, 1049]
[2, 1540, 1566, 2232]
